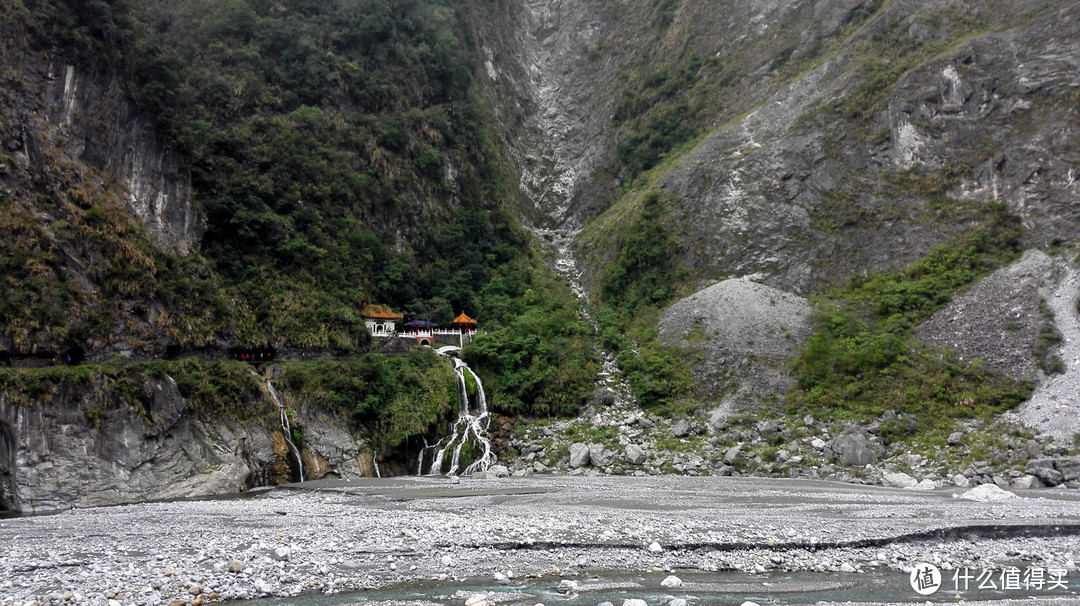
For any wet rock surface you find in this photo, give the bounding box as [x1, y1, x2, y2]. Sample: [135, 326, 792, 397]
[1, 476, 1079, 604]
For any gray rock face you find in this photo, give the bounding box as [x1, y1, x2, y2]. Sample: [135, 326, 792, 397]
[568, 443, 591, 468]
[0, 376, 369, 514]
[671, 418, 693, 438]
[1012, 475, 1046, 490]
[624, 444, 647, 465]
[42, 65, 199, 254]
[1056, 457, 1080, 482]
[723, 445, 743, 465]
[1026, 465, 1065, 487]
[831, 433, 877, 467]
[296, 405, 367, 480]
[588, 443, 615, 468]
[916, 250, 1054, 379]
[0, 378, 274, 513]
[0, 412, 17, 512]
[658, 278, 812, 413]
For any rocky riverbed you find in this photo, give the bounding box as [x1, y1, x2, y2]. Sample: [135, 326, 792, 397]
[2, 476, 1079, 606]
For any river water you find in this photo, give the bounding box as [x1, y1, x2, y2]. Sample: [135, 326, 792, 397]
[237, 568, 1066, 605]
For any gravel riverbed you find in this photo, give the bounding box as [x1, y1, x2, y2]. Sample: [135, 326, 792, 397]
[2, 476, 1080, 606]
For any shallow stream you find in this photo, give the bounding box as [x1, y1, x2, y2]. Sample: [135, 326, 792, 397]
[240, 569, 1074, 605]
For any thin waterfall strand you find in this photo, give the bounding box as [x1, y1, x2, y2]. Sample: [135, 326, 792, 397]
[268, 380, 305, 483]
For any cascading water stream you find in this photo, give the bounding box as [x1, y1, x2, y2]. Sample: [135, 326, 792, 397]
[535, 228, 637, 406]
[267, 379, 305, 483]
[417, 356, 496, 476]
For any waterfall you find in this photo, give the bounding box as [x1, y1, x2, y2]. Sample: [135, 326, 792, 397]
[417, 356, 496, 476]
[267, 380, 305, 483]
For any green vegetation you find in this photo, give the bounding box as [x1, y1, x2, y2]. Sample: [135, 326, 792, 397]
[1034, 298, 1065, 375]
[0, 360, 265, 420]
[0, 0, 601, 421]
[281, 349, 455, 454]
[592, 191, 698, 415]
[0, 186, 251, 351]
[464, 261, 599, 418]
[788, 207, 1032, 440]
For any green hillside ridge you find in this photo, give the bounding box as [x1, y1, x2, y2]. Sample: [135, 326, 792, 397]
[0, 0, 599, 421]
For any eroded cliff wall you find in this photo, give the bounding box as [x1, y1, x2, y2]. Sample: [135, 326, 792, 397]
[0, 370, 371, 514]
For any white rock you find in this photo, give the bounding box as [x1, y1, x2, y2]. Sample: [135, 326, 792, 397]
[660, 575, 683, 588]
[253, 579, 273, 594]
[273, 546, 291, 561]
[908, 479, 937, 491]
[450, 476, 461, 484]
[556, 579, 579, 593]
[840, 562, 856, 573]
[464, 594, 490, 606]
[493, 572, 508, 585]
[741, 602, 762, 606]
[811, 438, 827, 449]
[441, 554, 454, 567]
[670, 600, 688, 606]
[959, 484, 1018, 502]
[623, 600, 649, 606]
[882, 472, 917, 489]
[648, 542, 663, 552]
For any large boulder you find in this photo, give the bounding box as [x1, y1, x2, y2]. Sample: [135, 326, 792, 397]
[1054, 457, 1080, 482]
[1012, 475, 1046, 490]
[882, 472, 918, 489]
[831, 433, 877, 466]
[568, 443, 591, 468]
[588, 443, 616, 467]
[624, 444, 647, 465]
[1026, 465, 1064, 487]
[960, 484, 1018, 502]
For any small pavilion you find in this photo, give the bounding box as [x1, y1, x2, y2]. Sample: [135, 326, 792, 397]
[451, 312, 478, 336]
[361, 304, 403, 337]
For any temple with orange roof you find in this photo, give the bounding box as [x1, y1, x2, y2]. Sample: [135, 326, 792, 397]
[451, 312, 478, 336]
[362, 304, 479, 347]
[361, 304, 404, 337]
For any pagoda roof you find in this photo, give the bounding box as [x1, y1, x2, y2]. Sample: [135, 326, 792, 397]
[451, 312, 477, 325]
[361, 304, 403, 320]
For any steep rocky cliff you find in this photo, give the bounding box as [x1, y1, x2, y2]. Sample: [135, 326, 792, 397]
[575, 0, 1079, 296]
[40, 63, 201, 254]
[0, 365, 372, 514]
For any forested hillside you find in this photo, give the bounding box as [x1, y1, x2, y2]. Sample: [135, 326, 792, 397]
[0, 0, 598, 416]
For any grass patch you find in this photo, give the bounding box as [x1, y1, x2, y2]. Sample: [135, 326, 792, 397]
[788, 206, 1032, 441]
